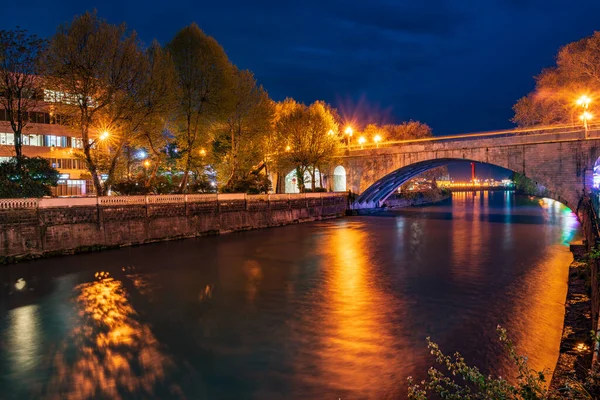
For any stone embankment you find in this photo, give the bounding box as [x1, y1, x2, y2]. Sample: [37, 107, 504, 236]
[0, 193, 348, 263]
[551, 196, 600, 395]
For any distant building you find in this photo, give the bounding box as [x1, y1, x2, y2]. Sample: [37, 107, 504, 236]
[0, 89, 90, 196]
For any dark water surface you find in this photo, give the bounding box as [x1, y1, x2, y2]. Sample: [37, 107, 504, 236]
[0, 192, 580, 399]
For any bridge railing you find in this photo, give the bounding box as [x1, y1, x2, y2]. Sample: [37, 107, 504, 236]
[348, 123, 596, 151]
[0, 192, 349, 210]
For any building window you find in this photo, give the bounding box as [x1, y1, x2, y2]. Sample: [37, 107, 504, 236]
[0, 132, 14, 145]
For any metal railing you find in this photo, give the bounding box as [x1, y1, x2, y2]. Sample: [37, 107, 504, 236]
[0, 192, 348, 210]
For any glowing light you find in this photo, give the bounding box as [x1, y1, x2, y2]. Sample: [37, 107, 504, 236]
[358, 136, 366, 144]
[99, 131, 109, 141]
[580, 111, 593, 121]
[344, 126, 354, 136]
[576, 95, 591, 107]
[137, 150, 147, 159]
[14, 278, 26, 291]
[374, 134, 382, 148]
[285, 145, 291, 152]
[143, 160, 150, 168]
[327, 129, 335, 136]
[199, 148, 207, 157]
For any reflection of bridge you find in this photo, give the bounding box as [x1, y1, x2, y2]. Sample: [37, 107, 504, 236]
[336, 125, 600, 210]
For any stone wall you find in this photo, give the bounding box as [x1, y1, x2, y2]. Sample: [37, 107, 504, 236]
[342, 127, 600, 209]
[0, 193, 348, 261]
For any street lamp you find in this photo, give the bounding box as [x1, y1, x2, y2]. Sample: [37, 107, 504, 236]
[577, 95, 592, 137]
[580, 111, 593, 133]
[99, 131, 109, 141]
[199, 148, 207, 157]
[344, 126, 353, 148]
[358, 136, 366, 149]
[374, 134, 382, 148]
[143, 160, 151, 168]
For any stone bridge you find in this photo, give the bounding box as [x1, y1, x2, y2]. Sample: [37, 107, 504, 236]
[336, 126, 600, 210]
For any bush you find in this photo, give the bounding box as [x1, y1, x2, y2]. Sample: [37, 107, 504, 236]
[408, 326, 552, 399]
[0, 157, 59, 198]
[111, 178, 151, 196]
[221, 174, 271, 194]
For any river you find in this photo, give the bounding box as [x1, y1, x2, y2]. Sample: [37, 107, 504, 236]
[0, 191, 580, 399]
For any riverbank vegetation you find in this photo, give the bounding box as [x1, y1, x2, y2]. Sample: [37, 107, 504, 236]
[408, 325, 599, 399]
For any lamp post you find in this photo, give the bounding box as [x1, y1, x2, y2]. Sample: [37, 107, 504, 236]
[577, 95, 592, 138]
[358, 136, 366, 149]
[374, 134, 382, 148]
[344, 126, 353, 148]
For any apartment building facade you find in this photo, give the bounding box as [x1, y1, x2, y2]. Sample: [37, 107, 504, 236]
[0, 94, 91, 196]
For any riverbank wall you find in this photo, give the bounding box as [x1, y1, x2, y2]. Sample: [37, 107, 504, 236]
[551, 196, 600, 392]
[0, 193, 348, 263]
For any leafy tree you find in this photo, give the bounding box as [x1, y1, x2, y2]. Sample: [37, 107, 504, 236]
[275, 100, 342, 192]
[213, 68, 273, 191]
[168, 23, 234, 193]
[0, 29, 47, 161]
[0, 156, 58, 198]
[383, 120, 433, 141]
[43, 11, 146, 195]
[512, 32, 600, 127]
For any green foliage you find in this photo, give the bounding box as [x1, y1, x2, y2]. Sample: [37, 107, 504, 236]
[221, 174, 271, 194]
[513, 173, 547, 197]
[0, 157, 59, 198]
[407, 326, 553, 400]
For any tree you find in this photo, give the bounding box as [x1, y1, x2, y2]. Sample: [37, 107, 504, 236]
[512, 31, 600, 127]
[382, 120, 432, 141]
[0, 156, 58, 198]
[43, 11, 146, 195]
[168, 23, 234, 193]
[275, 100, 341, 192]
[213, 68, 273, 191]
[0, 29, 47, 161]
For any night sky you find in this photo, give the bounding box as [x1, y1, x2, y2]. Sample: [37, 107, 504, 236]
[6, 0, 600, 178]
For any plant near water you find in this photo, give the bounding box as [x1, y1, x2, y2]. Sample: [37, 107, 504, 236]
[407, 326, 553, 399]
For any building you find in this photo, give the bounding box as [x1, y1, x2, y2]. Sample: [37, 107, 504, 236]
[0, 91, 91, 196]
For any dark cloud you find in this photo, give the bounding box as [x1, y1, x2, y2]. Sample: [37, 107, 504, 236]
[3, 0, 600, 137]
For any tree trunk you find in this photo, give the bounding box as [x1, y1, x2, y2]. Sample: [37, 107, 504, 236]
[178, 152, 192, 193]
[310, 166, 316, 191]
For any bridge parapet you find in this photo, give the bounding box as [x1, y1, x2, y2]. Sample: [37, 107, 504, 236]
[341, 126, 600, 211]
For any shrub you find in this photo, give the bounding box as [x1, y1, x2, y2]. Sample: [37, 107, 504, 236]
[0, 157, 59, 198]
[407, 326, 553, 399]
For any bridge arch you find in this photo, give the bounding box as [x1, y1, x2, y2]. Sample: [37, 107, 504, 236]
[353, 158, 558, 209]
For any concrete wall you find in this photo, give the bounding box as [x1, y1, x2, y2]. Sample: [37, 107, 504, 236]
[0, 193, 348, 261]
[342, 127, 600, 209]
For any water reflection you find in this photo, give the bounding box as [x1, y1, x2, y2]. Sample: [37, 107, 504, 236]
[0, 192, 582, 399]
[313, 222, 403, 397]
[42, 273, 178, 399]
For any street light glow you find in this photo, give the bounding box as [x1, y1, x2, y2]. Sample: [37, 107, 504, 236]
[327, 129, 335, 136]
[358, 136, 366, 144]
[99, 131, 109, 140]
[285, 145, 291, 152]
[199, 148, 207, 156]
[374, 134, 382, 148]
[344, 126, 354, 136]
[577, 95, 591, 107]
[580, 111, 593, 121]
[143, 160, 150, 168]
